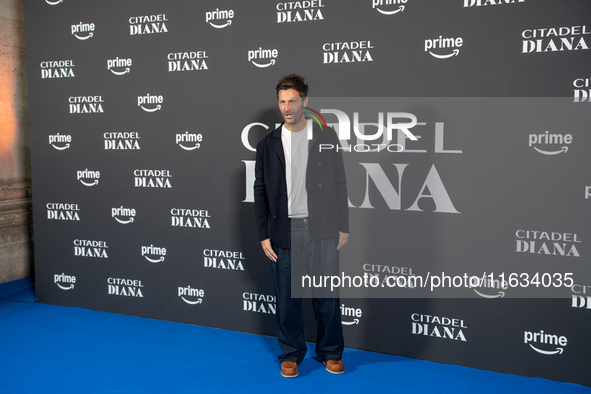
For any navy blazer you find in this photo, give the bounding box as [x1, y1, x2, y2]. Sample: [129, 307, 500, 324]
[254, 122, 349, 249]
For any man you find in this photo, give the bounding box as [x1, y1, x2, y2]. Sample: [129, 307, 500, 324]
[254, 74, 349, 378]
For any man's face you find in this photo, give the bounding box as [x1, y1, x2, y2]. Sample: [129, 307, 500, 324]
[278, 89, 308, 129]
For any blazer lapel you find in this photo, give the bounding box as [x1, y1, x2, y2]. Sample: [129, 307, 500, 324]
[271, 127, 285, 175]
[308, 121, 322, 153]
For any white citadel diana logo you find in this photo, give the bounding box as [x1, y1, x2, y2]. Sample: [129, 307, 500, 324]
[524, 330, 567, 355]
[138, 94, 162, 112]
[178, 285, 204, 305]
[425, 36, 463, 59]
[276, 1, 324, 23]
[242, 118, 461, 214]
[112, 206, 136, 224]
[48, 133, 71, 150]
[47, 203, 80, 221]
[171, 209, 211, 229]
[572, 284, 591, 310]
[134, 169, 172, 188]
[107, 57, 132, 75]
[206, 8, 234, 28]
[464, 0, 524, 6]
[244, 292, 276, 314]
[77, 169, 100, 187]
[364, 264, 417, 289]
[69, 96, 104, 114]
[522, 25, 589, 54]
[573, 78, 591, 102]
[168, 52, 208, 72]
[411, 313, 467, 341]
[40, 60, 74, 79]
[176, 132, 202, 150]
[142, 244, 166, 263]
[515, 230, 581, 257]
[108, 278, 143, 298]
[248, 48, 278, 68]
[372, 0, 407, 15]
[323, 41, 374, 64]
[203, 249, 244, 271]
[129, 14, 168, 35]
[54, 273, 75, 290]
[104, 132, 140, 150]
[71, 22, 94, 40]
[341, 304, 362, 325]
[74, 239, 108, 258]
[528, 131, 572, 155]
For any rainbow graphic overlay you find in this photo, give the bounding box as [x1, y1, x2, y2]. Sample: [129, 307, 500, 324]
[304, 107, 328, 131]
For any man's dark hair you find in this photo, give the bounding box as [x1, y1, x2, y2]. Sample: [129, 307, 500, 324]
[276, 74, 308, 98]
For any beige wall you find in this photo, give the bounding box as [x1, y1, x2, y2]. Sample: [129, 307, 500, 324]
[0, 0, 33, 283]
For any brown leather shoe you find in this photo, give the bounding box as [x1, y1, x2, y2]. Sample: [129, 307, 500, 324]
[280, 361, 298, 378]
[324, 360, 344, 374]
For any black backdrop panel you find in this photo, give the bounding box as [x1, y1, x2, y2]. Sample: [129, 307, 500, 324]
[24, 0, 591, 386]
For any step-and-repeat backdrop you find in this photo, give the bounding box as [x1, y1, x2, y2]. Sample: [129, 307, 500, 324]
[25, 0, 590, 386]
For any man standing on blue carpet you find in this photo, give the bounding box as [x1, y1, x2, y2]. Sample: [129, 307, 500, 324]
[254, 74, 349, 378]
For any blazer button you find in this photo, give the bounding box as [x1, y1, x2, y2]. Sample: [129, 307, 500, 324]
[275, 192, 279, 196]
[318, 162, 322, 166]
[273, 215, 276, 218]
[318, 183, 322, 187]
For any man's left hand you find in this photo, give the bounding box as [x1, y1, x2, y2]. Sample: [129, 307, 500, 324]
[337, 232, 349, 250]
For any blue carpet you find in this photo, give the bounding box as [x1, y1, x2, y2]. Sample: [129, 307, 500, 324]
[0, 278, 589, 393]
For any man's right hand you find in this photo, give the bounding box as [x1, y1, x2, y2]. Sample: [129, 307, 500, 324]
[261, 238, 278, 262]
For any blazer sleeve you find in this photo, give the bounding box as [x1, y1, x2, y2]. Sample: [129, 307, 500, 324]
[331, 129, 349, 234]
[254, 140, 269, 242]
